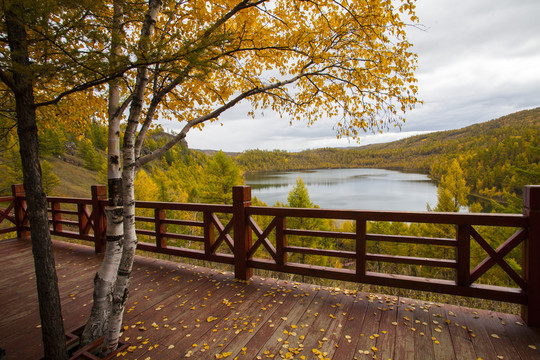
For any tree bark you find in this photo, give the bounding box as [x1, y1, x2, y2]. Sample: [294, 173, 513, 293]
[82, 0, 126, 346]
[5, 5, 68, 360]
[100, 0, 162, 354]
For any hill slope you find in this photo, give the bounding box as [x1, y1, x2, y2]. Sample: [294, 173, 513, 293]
[236, 107, 539, 174]
[235, 107, 540, 203]
[3, 107, 536, 201]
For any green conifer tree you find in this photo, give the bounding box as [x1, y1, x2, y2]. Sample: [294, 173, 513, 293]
[78, 138, 105, 172]
[40, 160, 61, 195]
[200, 151, 243, 204]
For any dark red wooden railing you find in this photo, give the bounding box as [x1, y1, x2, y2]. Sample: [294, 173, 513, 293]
[1, 184, 538, 326]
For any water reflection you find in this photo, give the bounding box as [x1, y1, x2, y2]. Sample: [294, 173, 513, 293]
[244, 168, 438, 211]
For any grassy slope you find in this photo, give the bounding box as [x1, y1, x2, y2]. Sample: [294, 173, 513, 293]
[46, 155, 103, 198]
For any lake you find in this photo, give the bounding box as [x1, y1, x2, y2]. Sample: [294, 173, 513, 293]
[244, 168, 439, 212]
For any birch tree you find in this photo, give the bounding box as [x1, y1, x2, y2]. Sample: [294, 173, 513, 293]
[0, 1, 147, 357]
[80, 0, 421, 354]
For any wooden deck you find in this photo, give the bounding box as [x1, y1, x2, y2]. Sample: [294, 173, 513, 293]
[1, 238, 539, 360]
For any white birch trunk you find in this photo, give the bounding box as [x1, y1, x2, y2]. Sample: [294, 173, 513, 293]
[80, 207, 123, 344]
[101, 163, 137, 354]
[81, 0, 125, 346]
[100, 1, 162, 354]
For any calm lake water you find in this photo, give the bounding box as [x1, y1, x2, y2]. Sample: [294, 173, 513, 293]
[244, 168, 438, 211]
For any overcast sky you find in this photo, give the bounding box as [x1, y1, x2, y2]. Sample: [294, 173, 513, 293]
[165, 0, 540, 152]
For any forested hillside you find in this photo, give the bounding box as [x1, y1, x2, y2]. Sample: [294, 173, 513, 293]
[1, 107, 537, 211]
[0, 124, 244, 206]
[235, 107, 540, 207]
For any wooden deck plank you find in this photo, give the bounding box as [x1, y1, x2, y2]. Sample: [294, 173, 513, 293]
[251, 285, 330, 359]
[409, 299, 437, 360]
[502, 313, 540, 360]
[437, 303, 477, 360]
[322, 289, 356, 358]
[352, 295, 383, 357]
[1, 238, 540, 360]
[177, 277, 280, 359]
[234, 281, 317, 359]
[123, 274, 251, 359]
[394, 298, 416, 360]
[294, 287, 346, 359]
[459, 305, 500, 359]
[376, 295, 399, 360]
[332, 292, 369, 359]
[422, 302, 454, 360]
[483, 310, 528, 360]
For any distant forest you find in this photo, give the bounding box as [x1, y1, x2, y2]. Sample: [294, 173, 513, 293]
[1, 107, 538, 214]
[235, 107, 540, 210]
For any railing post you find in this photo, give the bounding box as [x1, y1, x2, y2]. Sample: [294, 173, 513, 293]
[91, 185, 107, 253]
[51, 200, 62, 233]
[522, 185, 540, 326]
[155, 208, 167, 249]
[11, 184, 29, 238]
[78, 203, 90, 236]
[233, 186, 252, 281]
[204, 212, 215, 256]
[356, 215, 367, 280]
[456, 225, 471, 287]
[276, 216, 287, 265]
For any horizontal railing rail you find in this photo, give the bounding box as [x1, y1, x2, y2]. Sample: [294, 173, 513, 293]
[6, 183, 539, 326]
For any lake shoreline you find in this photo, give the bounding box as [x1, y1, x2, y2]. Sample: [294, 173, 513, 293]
[243, 165, 432, 177]
[245, 168, 438, 212]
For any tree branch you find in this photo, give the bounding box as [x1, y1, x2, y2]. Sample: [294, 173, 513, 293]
[132, 0, 267, 158]
[0, 68, 16, 92]
[134, 65, 192, 158]
[136, 73, 305, 168]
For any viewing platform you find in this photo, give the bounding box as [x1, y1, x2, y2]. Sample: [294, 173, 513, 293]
[1, 238, 539, 360]
[1, 184, 539, 359]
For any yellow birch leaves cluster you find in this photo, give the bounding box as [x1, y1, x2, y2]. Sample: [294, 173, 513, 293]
[2, 0, 420, 143]
[114, 0, 420, 140]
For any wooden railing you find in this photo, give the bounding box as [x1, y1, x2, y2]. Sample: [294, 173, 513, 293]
[0, 195, 17, 236]
[3, 184, 539, 326]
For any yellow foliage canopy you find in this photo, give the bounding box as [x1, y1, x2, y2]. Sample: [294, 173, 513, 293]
[113, 0, 421, 166]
